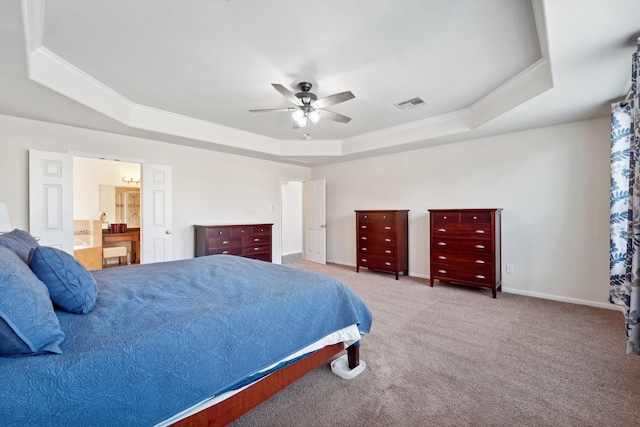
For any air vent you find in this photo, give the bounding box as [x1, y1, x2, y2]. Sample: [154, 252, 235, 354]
[394, 97, 428, 111]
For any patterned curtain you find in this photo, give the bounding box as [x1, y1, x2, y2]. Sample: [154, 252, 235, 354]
[610, 38, 640, 354]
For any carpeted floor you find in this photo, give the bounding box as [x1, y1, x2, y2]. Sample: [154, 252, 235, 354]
[230, 261, 640, 427]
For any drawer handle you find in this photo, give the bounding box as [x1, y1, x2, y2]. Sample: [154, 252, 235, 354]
[385, 250, 391, 254]
[222, 251, 229, 254]
[384, 226, 391, 230]
[385, 238, 391, 242]
[254, 247, 260, 251]
[223, 240, 229, 244]
[475, 260, 485, 264]
[361, 237, 367, 240]
[438, 255, 446, 260]
[385, 262, 391, 266]
[476, 274, 486, 279]
[438, 228, 446, 232]
[362, 248, 368, 251]
[475, 244, 485, 249]
[361, 226, 367, 229]
[438, 242, 446, 246]
[361, 258, 367, 262]
[475, 230, 485, 234]
[443, 216, 447, 220]
[473, 216, 478, 220]
[438, 269, 447, 274]
[254, 238, 260, 241]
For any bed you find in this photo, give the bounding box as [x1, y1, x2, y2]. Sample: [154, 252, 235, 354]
[0, 230, 372, 426]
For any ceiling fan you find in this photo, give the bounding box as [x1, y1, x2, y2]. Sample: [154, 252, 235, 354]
[249, 82, 355, 132]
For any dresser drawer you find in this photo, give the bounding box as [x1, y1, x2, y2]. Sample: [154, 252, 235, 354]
[244, 251, 272, 262]
[206, 226, 232, 237]
[252, 225, 271, 235]
[242, 234, 271, 245]
[431, 263, 494, 285]
[432, 224, 492, 239]
[431, 250, 493, 268]
[432, 238, 493, 254]
[242, 243, 271, 256]
[358, 232, 396, 245]
[460, 211, 492, 223]
[357, 211, 397, 222]
[358, 241, 396, 257]
[358, 221, 395, 234]
[358, 254, 396, 271]
[431, 211, 460, 225]
[232, 225, 253, 236]
[208, 236, 241, 248]
[206, 246, 242, 256]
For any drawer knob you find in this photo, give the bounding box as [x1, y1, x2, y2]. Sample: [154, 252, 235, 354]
[219, 231, 223, 235]
[438, 242, 446, 246]
[362, 248, 368, 251]
[475, 260, 485, 264]
[254, 238, 260, 241]
[254, 248, 260, 251]
[385, 238, 391, 242]
[475, 230, 485, 234]
[383, 215, 387, 219]
[361, 258, 367, 262]
[223, 240, 229, 244]
[385, 250, 391, 254]
[438, 255, 446, 260]
[361, 237, 367, 240]
[438, 269, 447, 274]
[385, 262, 391, 266]
[473, 216, 478, 220]
[384, 226, 391, 230]
[222, 251, 229, 254]
[475, 244, 485, 249]
[443, 216, 447, 219]
[438, 228, 446, 232]
[361, 226, 367, 229]
[364, 215, 368, 219]
[476, 274, 486, 279]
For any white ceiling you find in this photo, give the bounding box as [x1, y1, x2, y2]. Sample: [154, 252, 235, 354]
[1, 0, 638, 166]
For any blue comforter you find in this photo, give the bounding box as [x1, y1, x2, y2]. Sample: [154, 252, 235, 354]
[0, 255, 372, 426]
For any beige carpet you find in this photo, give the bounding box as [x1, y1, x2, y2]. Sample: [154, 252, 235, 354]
[230, 261, 640, 427]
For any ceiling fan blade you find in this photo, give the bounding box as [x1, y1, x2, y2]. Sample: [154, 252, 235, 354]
[249, 107, 295, 113]
[319, 109, 352, 124]
[272, 84, 303, 106]
[311, 91, 355, 109]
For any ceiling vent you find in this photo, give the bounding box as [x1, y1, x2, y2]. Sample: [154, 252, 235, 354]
[394, 97, 428, 111]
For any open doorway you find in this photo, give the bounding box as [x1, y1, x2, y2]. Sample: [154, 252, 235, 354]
[280, 179, 303, 264]
[73, 157, 141, 269]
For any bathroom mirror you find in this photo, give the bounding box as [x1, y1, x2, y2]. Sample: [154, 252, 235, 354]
[99, 186, 141, 228]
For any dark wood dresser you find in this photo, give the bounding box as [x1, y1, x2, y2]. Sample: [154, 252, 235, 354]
[355, 210, 409, 280]
[428, 209, 502, 298]
[194, 224, 272, 262]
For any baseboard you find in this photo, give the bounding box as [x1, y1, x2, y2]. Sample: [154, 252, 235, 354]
[326, 259, 622, 312]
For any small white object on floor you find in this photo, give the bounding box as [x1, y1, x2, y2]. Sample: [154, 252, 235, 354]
[330, 354, 366, 379]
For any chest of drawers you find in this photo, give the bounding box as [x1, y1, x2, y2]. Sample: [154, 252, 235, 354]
[355, 210, 409, 280]
[428, 209, 502, 298]
[194, 224, 272, 262]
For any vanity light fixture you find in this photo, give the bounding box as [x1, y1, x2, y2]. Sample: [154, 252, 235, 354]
[0, 202, 12, 233]
[122, 177, 140, 185]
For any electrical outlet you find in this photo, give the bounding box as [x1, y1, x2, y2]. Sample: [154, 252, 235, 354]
[506, 264, 514, 274]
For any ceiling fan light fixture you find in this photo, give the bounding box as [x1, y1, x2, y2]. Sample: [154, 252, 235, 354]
[308, 110, 321, 124]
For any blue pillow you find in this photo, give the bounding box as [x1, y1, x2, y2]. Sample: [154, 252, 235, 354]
[0, 229, 39, 263]
[28, 246, 98, 314]
[0, 246, 65, 357]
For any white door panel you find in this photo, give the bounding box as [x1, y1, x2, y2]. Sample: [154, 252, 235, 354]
[29, 150, 73, 253]
[303, 178, 326, 264]
[141, 163, 172, 263]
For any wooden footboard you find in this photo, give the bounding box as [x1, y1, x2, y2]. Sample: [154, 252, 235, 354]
[173, 343, 359, 426]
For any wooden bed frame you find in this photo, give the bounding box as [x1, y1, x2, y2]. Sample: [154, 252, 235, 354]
[173, 343, 360, 426]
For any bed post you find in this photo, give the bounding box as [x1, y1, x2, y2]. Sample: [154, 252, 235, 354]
[347, 344, 359, 370]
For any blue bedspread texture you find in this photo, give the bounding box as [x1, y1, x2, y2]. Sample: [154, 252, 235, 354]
[0, 255, 372, 426]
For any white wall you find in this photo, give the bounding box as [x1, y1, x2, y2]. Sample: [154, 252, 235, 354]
[311, 117, 612, 308]
[0, 114, 311, 262]
[280, 180, 303, 256]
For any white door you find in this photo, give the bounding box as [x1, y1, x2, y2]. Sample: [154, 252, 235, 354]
[141, 163, 172, 263]
[303, 178, 326, 264]
[28, 150, 74, 253]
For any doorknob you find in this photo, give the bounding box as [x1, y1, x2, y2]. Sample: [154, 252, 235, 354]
[165, 230, 172, 234]
[321, 224, 326, 228]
